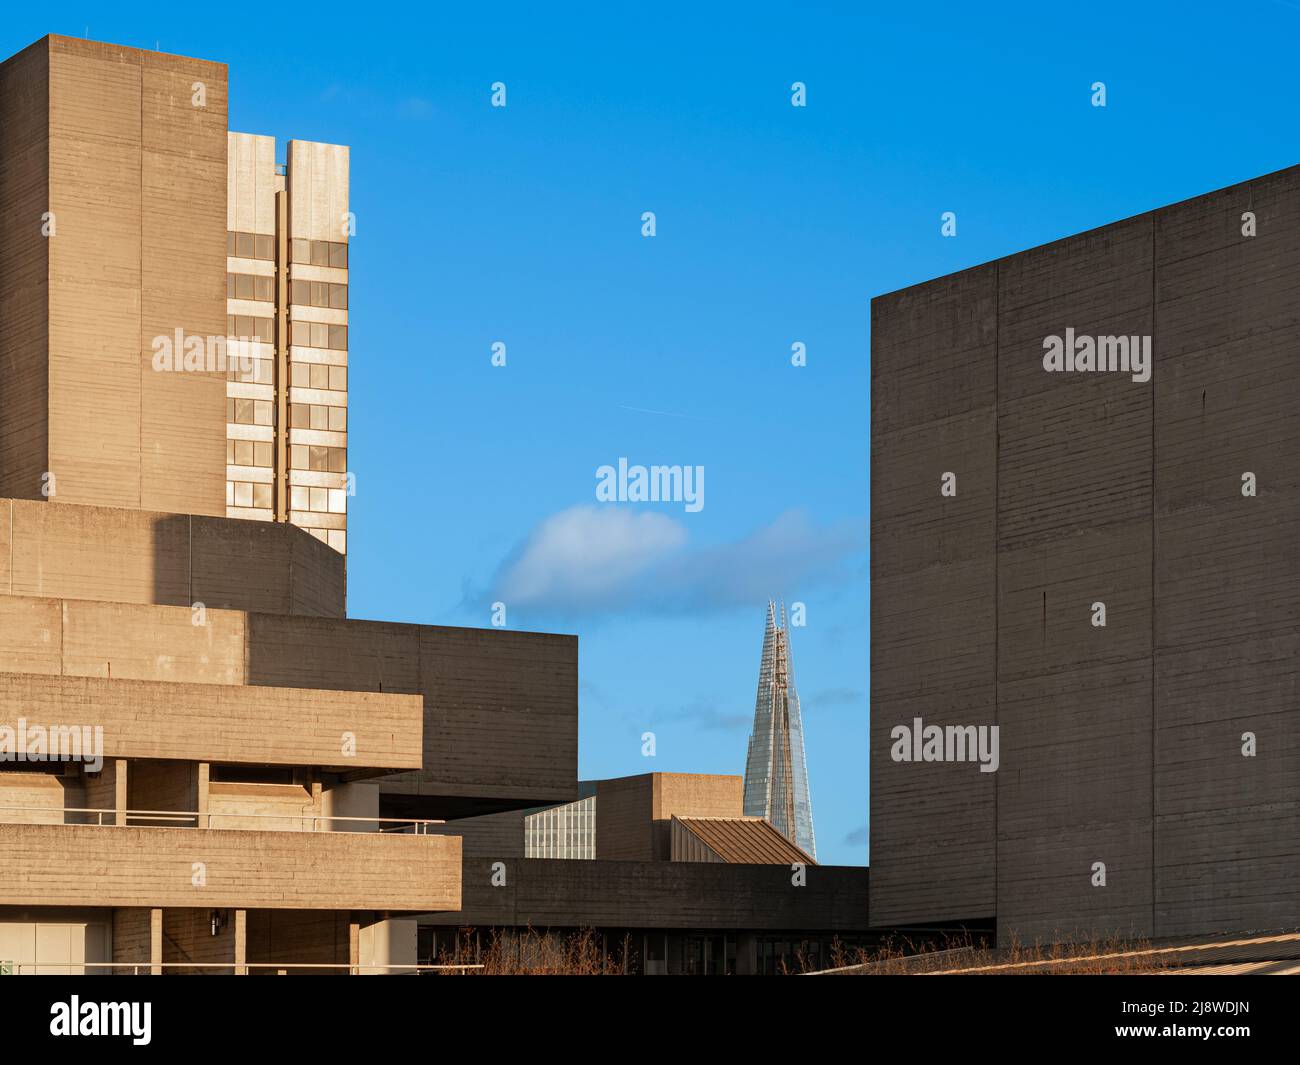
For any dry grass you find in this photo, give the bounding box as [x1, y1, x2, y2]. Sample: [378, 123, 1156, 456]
[434, 927, 629, 975]
[802, 931, 1177, 975]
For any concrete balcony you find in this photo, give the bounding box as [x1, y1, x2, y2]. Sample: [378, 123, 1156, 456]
[0, 818, 460, 911]
[0, 671, 423, 771]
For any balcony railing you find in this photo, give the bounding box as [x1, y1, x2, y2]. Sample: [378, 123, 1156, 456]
[0, 805, 443, 833]
[9, 961, 482, 975]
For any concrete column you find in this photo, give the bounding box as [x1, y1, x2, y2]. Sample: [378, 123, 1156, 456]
[234, 909, 247, 975]
[149, 908, 162, 975]
[348, 915, 360, 976]
[197, 762, 210, 826]
[114, 759, 128, 826]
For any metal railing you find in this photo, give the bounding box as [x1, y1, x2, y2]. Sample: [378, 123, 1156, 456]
[0, 805, 443, 833]
[10, 961, 482, 975]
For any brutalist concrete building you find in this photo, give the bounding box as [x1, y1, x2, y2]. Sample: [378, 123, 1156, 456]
[0, 34, 869, 975]
[871, 164, 1300, 946]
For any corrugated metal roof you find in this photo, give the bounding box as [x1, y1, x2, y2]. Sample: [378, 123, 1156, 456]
[673, 815, 815, 865]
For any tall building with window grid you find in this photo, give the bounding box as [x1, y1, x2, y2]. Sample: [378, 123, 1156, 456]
[226, 133, 350, 554]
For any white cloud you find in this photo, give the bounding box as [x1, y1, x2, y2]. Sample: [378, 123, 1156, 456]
[493, 505, 686, 611]
[486, 504, 865, 618]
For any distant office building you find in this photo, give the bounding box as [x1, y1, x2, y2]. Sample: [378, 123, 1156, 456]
[743, 602, 816, 859]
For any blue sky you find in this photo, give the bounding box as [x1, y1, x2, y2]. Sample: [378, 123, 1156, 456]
[7, 2, 1298, 865]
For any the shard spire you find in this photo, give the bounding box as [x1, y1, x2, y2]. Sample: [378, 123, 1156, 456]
[743, 600, 816, 859]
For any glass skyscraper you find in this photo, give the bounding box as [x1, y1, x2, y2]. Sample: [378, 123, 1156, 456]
[742, 602, 816, 859]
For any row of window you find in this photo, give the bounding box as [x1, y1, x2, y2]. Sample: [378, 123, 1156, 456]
[291, 238, 348, 269]
[225, 481, 348, 515]
[228, 480, 273, 510]
[226, 315, 275, 344]
[289, 320, 349, 351]
[290, 443, 347, 473]
[227, 231, 275, 261]
[290, 362, 348, 392]
[226, 438, 274, 468]
[227, 397, 275, 427]
[223, 359, 350, 391]
[290, 279, 348, 310]
[227, 273, 275, 303]
[291, 485, 348, 514]
[291, 402, 347, 432]
[222, 317, 349, 352]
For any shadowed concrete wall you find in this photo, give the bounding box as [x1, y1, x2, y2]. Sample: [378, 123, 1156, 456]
[425, 857, 869, 932]
[0, 499, 345, 617]
[0, 39, 49, 502]
[871, 164, 1300, 945]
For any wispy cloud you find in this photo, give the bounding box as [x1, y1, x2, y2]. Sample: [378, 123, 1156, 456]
[807, 687, 864, 710]
[844, 824, 868, 847]
[480, 505, 866, 618]
[653, 697, 750, 732]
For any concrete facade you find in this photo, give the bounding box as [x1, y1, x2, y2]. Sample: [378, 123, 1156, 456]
[871, 164, 1300, 945]
[0, 36, 228, 515]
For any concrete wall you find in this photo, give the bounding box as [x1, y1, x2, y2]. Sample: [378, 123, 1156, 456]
[595, 773, 743, 861]
[163, 907, 237, 971]
[870, 164, 1300, 944]
[0, 591, 575, 809]
[0, 822, 461, 911]
[0, 499, 345, 617]
[0, 671, 423, 769]
[870, 262, 998, 926]
[0, 39, 50, 503]
[0, 771, 83, 824]
[0, 36, 228, 515]
[425, 808, 527, 858]
[426, 857, 870, 932]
